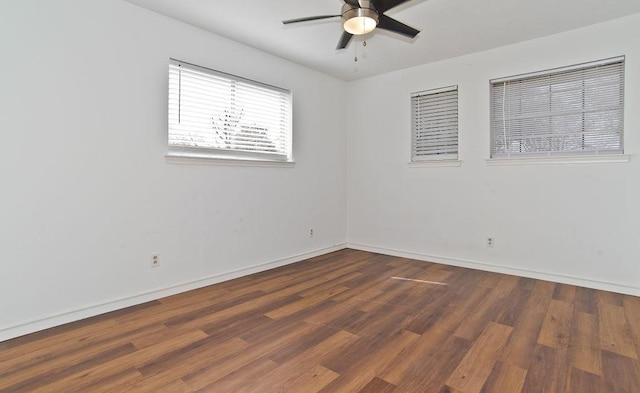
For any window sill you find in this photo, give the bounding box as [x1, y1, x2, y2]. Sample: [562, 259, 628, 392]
[486, 155, 629, 166]
[165, 153, 295, 168]
[408, 160, 462, 168]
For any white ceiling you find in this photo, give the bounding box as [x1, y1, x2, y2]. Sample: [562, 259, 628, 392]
[126, 0, 640, 81]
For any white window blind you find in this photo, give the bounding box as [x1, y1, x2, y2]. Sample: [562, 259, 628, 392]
[411, 86, 459, 161]
[168, 59, 292, 161]
[490, 57, 624, 158]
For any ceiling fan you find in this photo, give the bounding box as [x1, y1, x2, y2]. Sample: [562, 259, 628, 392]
[282, 0, 420, 49]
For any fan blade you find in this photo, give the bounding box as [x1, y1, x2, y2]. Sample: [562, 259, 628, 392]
[377, 14, 419, 38]
[374, 0, 412, 14]
[282, 15, 340, 24]
[336, 31, 354, 49]
[344, 0, 361, 7]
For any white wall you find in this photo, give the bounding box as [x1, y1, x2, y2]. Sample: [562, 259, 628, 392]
[346, 14, 640, 295]
[0, 0, 347, 340]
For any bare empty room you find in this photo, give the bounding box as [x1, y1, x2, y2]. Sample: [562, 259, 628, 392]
[1, 0, 640, 392]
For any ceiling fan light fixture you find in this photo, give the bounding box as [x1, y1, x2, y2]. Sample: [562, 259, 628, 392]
[342, 2, 379, 35]
[344, 15, 377, 35]
[283, 0, 420, 50]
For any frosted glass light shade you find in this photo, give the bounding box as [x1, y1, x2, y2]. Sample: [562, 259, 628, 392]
[343, 16, 377, 35]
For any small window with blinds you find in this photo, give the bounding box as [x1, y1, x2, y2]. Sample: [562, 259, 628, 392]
[490, 57, 624, 159]
[168, 59, 292, 161]
[411, 86, 459, 161]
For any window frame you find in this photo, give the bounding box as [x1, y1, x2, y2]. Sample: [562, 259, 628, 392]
[167, 59, 293, 163]
[489, 56, 625, 160]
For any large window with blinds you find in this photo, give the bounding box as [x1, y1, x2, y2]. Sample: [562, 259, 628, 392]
[490, 57, 624, 159]
[168, 59, 292, 161]
[411, 86, 459, 161]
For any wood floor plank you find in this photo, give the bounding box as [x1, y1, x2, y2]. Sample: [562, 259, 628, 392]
[475, 270, 503, 289]
[480, 361, 527, 393]
[622, 296, 640, 355]
[0, 321, 166, 379]
[167, 292, 298, 331]
[298, 272, 362, 298]
[446, 322, 513, 393]
[303, 295, 368, 326]
[403, 288, 460, 335]
[0, 301, 162, 353]
[453, 275, 519, 340]
[357, 272, 427, 314]
[318, 330, 420, 393]
[161, 290, 269, 327]
[270, 364, 340, 393]
[30, 367, 142, 393]
[379, 325, 454, 385]
[28, 328, 212, 393]
[116, 288, 233, 325]
[493, 287, 532, 327]
[267, 324, 340, 365]
[565, 367, 608, 393]
[532, 280, 557, 299]
[181, 321, 321, 391]
[427, 284, 493, 334]
[598, 301, 638, 359]
[574, 286, 598, 315]
[516, 277, 537, 292]
[552, 283, 577, 303]
[137, 336, 249, 378]
[0, 343, 138, 392]
[413, 262, 456, 283]
[236, 329, 359, 393]
[1, 249, 639, 392]
[113, 371, 193, 393]
[521, 345, 568, 393]
[198, 296, 299, 340]
[331, 303, 415, 339]
[264, 286, 349, 320]
[357, 377, 397, 393]
[200, 313, 273, 341]
[192, 357, 279, 393]
[597, 290, 624, 307]
[537, 299, 573, 349]
[501, 292, 552, 370]
[392, 335, 472, 392]
[567, 311, 602, 376]
[332, 260, 427, 303]
[601, 350, 640, 392]
[0, 319, 121, 365]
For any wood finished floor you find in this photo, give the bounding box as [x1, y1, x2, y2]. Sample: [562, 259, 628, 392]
[1, 249, 639, 392]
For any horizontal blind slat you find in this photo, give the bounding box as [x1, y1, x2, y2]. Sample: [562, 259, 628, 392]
[490, 59, 624, 158]
[168, 60, 292, 159]
[411, 87, 459, 160]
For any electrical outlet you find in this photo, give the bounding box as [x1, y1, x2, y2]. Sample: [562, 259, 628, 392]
[486, 237, 494, 248]
[151, 254, 160, 268]
[310, 228, 314, 237]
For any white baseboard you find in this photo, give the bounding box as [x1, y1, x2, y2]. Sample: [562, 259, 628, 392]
[0, 244, 347, 342]
[348, 242, 640, 297]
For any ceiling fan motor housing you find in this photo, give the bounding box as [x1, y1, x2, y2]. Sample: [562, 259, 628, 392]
[342, 0, 379, 35]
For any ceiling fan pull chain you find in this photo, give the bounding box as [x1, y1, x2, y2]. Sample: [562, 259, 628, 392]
[354, 38, 358, 61]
